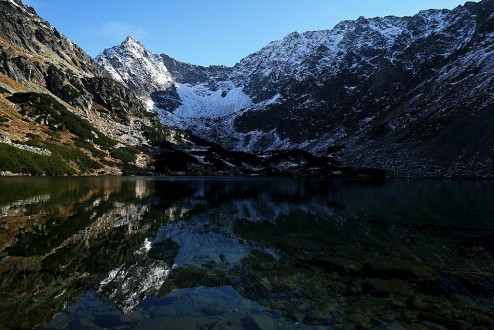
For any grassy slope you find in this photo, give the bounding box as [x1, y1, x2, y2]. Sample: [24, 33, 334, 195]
[0, 92, 145, 175]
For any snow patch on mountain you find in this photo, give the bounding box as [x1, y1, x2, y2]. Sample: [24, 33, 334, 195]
[417, 10, 450, 37]
[252, 93, 282, 109]
[174, 81, 252, 118]
[366, 19, 405, 45]
[7, 0, 21, 9]
[233, 16, 412, 85]
[96, 56, 125, 84]
[144, 98, 155, 111]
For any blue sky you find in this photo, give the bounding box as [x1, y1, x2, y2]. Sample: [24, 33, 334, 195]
[24, 0, 475, 66]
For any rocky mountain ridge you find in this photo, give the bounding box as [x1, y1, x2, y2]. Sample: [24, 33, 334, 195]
[97, 0, 494, 177]
[1, 0, 365, 177]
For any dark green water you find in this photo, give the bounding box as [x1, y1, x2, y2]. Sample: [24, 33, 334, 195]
[0, 177, 493, 329]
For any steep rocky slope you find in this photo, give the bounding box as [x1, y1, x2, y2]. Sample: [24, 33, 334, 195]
[0, 0, 170, 175]
[97, 0, 494, 177]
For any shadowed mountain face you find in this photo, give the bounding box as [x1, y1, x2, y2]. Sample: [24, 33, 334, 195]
[97, 0, 494, 177]
[0, 177, 493, 328]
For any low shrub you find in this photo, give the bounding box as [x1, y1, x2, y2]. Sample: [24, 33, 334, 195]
[27, 139, 102, 172]
[75, 138, 107, 159]
[0, 143, 75, 175]
[110, 146, 139, 164]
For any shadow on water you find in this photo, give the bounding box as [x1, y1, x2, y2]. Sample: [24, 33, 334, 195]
[0, 177, 492, 329]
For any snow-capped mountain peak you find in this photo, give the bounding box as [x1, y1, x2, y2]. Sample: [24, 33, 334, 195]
[121, 35, 143, 48]
[95, 36, 174, 98]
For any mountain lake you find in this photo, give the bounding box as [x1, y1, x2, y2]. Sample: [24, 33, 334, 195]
[0, 177, 493, 329]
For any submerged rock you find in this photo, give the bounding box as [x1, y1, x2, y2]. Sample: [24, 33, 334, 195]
[363, 278, 410, 296]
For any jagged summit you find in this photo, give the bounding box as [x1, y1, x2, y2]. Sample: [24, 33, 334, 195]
[96, 36, 175, 98]
[123, 35, 140, 44]
[98, 36, 145, 57]
[116, 36, 149, 56]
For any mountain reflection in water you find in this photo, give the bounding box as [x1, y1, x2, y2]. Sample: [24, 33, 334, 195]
[0, 177, 493, 329]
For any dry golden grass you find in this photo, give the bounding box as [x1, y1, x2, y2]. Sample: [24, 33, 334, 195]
[0, 36, 46, 66]
[0, 94, 71, 144]
[0, 96, 32, 140]
[0, 72, 28, 92]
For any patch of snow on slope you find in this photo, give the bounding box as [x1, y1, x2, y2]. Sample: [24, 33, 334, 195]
[143, 98, 153, 111]
[252, 93, 282, 109]
[174, 81, 252, 118]
[96, 56, 126, 84]
[437, 48, 494, 84]
[417, 10, 450, 37]
[367, 19, 405, 45]
[6, 0, 35, 16]
[7, 0, 20, 8]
